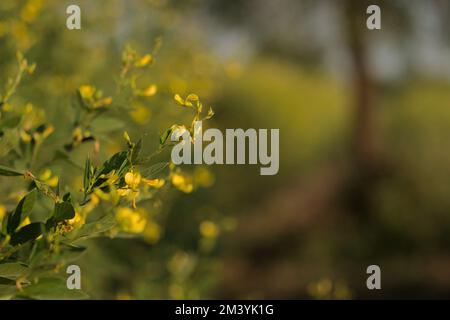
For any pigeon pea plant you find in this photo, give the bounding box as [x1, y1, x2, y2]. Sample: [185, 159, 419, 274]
[0, 47, 214, 299]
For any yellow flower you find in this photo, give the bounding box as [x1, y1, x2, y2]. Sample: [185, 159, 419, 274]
[117, 188, 131, 197]
[307, 278, 333, 299]
[174, 94, 185, 106]
[20, 130, 32, 142]
[142, 178, 165, 189]
[79, 85, 95, 100]
[39, 169, 58, 187]
[199, 220, 219, 238]
[46, 176, 58, 187]
[0, 205, 6, 220]
[82, 194, 100, 214]
[93, 189, 111, 201]
[72, 127, 83, 143]
[171, 171, 193, 193]
[123, 131, 131, 144]
[129, 105, 151, 124]
[143, 221, 161, 244]
[125, 171, 141, 189]
[42, 125, 54, 139]
[168, 284, 184, 300]
[167, 251, 193, 275]
[137, 84, 157, 97]
[116, 292, 132, 300]
[135, 54, 152, 67]
[18, 217, 31, 230]
[24, 103, 33, 113]
[185, 93, 199, 104]
[93, 96, 113, 108]
[20, 0, 43, 23]
[90, 194, 100, 206]
[101, 170, 119, 186]
[194, 167, 215, 188]
[174, 93, 200, 108]
[68, 212, 85, 227]
[116, 188, 139, 209]
[39, 168, 52, 181]
[115, 207, 146, 233]
[2, 103, 12, 112]
[26, 63, 36, 75]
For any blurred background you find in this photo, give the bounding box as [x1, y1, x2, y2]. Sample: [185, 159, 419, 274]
[1, 0, 450, 299]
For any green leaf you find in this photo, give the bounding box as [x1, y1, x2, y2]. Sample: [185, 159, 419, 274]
[10, 222, 45, 246]
[83, 157, 91, 192]
[159, 127, 172, 145]
[45, 200, 75, 229]
[55, 180, 60, 197]
[53, 201, 75, 222]
[99, 151, 127, 175]
[89, 151, 128, 191]
[0, 284, 17, 300]
[0, 165, 23, 176]
[0, 129, 20, 158]
[20, 277, 89, 300]
[62, 192, 71, 202]
[44, 245, 86, 264]
[71, 213, 116, 240]
[142, 162, 169, 179]
[0, 116, 21, 132]
[131, 138, 142, 164]
[6, 189, 37, 234]
[0, 262, 28, 280]
[0, 277, 16, 285]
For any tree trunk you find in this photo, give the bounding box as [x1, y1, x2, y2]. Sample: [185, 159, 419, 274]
[345, 0, 378, 169]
